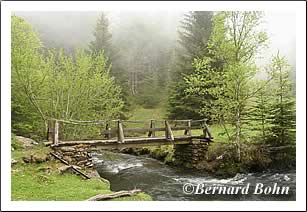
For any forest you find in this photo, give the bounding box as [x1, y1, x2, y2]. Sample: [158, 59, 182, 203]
[11, 11, 296, 188]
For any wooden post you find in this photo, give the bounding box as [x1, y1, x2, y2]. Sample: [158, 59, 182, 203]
[187, 120, 192, 136]
[202, 121, 212, 139]
[184, 120, 192, 136]
[53, 120, 59, 145]
[165, 121, 168, 139]
[47, 120, 54, 142]
[105, 121, 111, 139]
[118, 120, 125, 143]
[165, 121, 174, 141]
[148, 119, 155, 137]
[204, 122, 212, 139]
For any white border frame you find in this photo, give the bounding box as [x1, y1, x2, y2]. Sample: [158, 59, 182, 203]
[1, 1, 306, 211]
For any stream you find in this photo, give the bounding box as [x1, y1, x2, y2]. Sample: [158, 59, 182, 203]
[93, 151, 296, 201]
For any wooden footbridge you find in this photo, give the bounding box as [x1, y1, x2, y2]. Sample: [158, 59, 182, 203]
[47, 119, 213, 149]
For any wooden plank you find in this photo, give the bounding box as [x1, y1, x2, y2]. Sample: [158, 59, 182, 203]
[118, 120, 125, 143]
[53, 120, 59, 145]
[101, 140, 191, 149]
[52, 135, 206, 147]
[44, 141, 53, 146]
[53, 140, 191, 149]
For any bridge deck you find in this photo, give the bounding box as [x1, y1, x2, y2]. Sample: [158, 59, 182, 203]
[50, 135, 211, 149]
[47, 119, 213, 148]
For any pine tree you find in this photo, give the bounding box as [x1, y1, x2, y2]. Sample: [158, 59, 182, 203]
[176, 11, 213, 76]
[89, 13, 112, 59]
[247, 82, 271, 140]
[167, 11, 213, 120]
[267, 54, 296, 145]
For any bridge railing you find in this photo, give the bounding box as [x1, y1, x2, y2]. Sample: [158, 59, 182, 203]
[47, 119, 213, 145]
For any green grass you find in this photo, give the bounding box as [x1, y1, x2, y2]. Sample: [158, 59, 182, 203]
[129, 106, 166, 121]
[11, 146, 152, 201]
[11, 165, 151, 201]
[12, 143, 51, 161]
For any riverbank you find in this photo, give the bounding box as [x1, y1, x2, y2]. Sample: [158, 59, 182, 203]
[121, 106, 296, 177]
[11, 136, 152, 201]
[95, 150, 296, 201]
[119, 141, 296, 178]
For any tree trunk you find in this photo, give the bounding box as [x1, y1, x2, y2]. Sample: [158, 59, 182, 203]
[235, 109, 241, 162]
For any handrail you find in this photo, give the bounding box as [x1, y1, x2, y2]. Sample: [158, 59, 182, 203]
[48, 118, 208, 124]
[47, 118, 212, 145]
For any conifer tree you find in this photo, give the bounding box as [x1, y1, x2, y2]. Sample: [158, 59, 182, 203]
[246, 81, 271, 140]
[89, 13, 113, 59]
[167, 11, 213, 120]
[267, 54, 296, 145]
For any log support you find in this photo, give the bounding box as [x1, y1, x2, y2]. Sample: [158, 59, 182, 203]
[105, 121, 111, 139]
[47, 120, 59, 145]
[148, 119, 156, 137]
[165, 121, 174, 141]
[202, 121, 213, 139]
[184, 120, 192, 136]
[118, 120, 125, 143]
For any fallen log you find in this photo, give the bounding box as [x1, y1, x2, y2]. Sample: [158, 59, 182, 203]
[267, 145, 295, 151]
[86, 189, 142, 201]
[50, 152, 91, 179]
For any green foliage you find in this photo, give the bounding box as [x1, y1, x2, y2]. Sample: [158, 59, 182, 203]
[167, 11, 213, 120]
[11, 16, 124, 139]
[11, 15, 46, 137]
[247, 54, 296, 145]
[176, 11, 213, 73]
[42, 48, 124, 120]
[266, 54, 296, 145]
[134, 74, 164, 109]
[208, 12, 268, 63]
[167, 81, 207, 120]
[147, 145, 174, 164]
[185, 12, 269, 160]
[245, 83, 272, 141]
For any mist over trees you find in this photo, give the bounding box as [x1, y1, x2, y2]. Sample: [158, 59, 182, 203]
[89, 13, 113, 60]
[12, 11, 295, 150]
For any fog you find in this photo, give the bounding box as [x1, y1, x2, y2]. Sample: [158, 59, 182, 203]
[14, 11, 183, 51]
[259, 11, 296, 67]
[14, 11, 296, 67]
